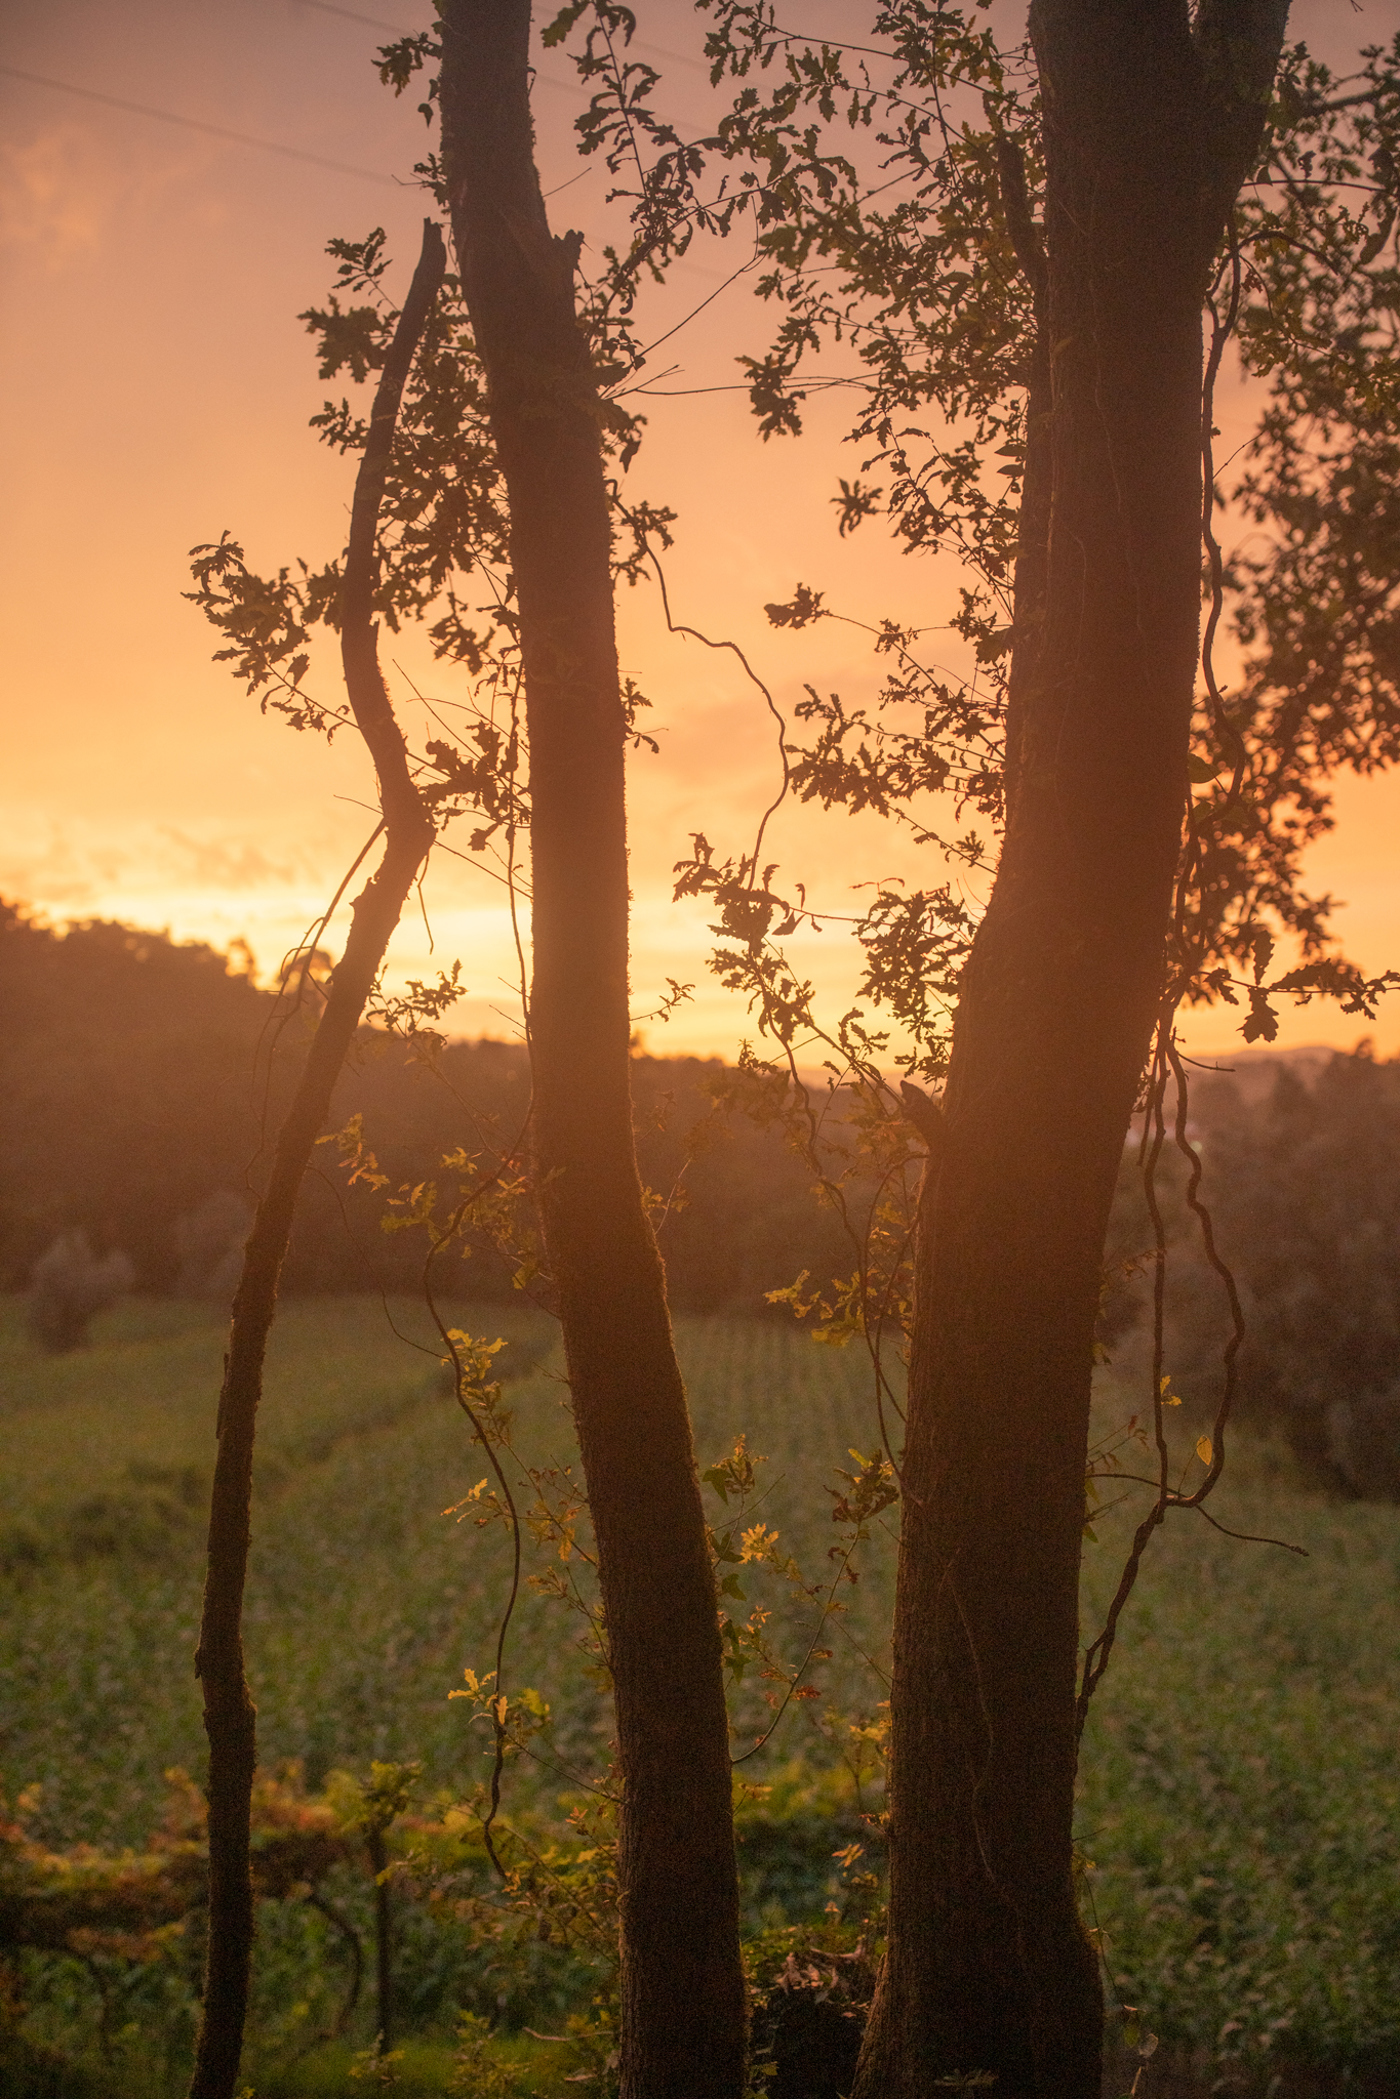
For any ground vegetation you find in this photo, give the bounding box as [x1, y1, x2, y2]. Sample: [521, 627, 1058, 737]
[2, 1299, 1398, 2096]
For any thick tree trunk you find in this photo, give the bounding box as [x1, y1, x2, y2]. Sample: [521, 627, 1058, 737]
[437, 9, 746, 2095]
[854, 7, 1287, 2094]
[187, 224, 443, 2099]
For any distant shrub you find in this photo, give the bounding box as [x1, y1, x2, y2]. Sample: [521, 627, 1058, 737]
[748, 1934, 875, 2099]
[25, 1232, 135, 1354]
[172, 1190, 251, 1301]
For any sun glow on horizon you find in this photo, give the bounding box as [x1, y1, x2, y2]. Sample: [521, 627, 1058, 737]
[6, 0, 1400, 1067]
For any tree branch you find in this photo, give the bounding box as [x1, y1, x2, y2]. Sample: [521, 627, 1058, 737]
[187, 219, 442, 2099]
[342, 218, 447, 828]
[992, 132, 1047, 306]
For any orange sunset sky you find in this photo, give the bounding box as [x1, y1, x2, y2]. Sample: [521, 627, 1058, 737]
[5, 0, 1400, 1065]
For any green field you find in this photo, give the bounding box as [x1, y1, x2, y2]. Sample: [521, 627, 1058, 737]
[2, 1295, 1399, 2092]
[0, 1296, 892, 1846]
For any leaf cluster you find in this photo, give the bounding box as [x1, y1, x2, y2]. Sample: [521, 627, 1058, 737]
[537, 4, 1400, 1054]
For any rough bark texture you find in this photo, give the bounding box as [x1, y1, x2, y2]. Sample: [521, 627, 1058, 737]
[853, 7, 1287, 2095]
[437, 9, 746, 2095]
[187, 224, 443, 2099]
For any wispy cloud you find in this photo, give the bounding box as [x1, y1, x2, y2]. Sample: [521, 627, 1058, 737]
[0, 123, 106, 259]
[156, 829, 296, 891]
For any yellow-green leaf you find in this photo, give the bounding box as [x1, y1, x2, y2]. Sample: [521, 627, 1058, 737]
[1196, 1434, 1213, 1466]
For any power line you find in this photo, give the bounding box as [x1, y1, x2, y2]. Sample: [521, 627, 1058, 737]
[0, 62, 398, 185]
[293, 0, 415, 33]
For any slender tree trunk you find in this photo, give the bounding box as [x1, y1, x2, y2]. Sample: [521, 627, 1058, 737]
[437, 9, 746, 2095]
[368, 1824, 394, 2050]
[187, 223, 443, 2099]
[854, 7, 1287, 2094]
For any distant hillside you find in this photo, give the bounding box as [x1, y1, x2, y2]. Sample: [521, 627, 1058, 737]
[0, 902, 851, 1312]
[10, 901, 1400, 1490]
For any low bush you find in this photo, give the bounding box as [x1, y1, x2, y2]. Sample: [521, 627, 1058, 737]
[25, 1234, 133, 1355]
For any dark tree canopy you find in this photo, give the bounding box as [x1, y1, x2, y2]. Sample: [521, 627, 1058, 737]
[0, 902, 858, 1314]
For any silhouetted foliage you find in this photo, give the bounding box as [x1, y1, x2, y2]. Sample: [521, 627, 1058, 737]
[0, 902, 272, 1292]
[1132, 1048, 1400, 1499]
[752, 1946, 874, 2099]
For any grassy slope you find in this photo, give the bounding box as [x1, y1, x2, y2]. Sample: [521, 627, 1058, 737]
[1079, 1430, 1400, 2071]
[0, 1297, 890, 1845]
[3, 1296, 1399, 2080]
[0, 1295, 562, 1840]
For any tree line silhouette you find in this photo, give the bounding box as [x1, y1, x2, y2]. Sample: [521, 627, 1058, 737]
[0, 901, 853, 1318]
[8, 897, 1400, 1507]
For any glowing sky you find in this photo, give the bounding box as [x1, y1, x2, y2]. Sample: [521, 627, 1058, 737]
[5, 0, 1400, 1064]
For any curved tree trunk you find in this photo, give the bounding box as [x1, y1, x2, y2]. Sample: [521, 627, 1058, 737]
[187, 222, 443, 2099]
[854, 7, 1288, 2094]
[437, 9, 746, 2095]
